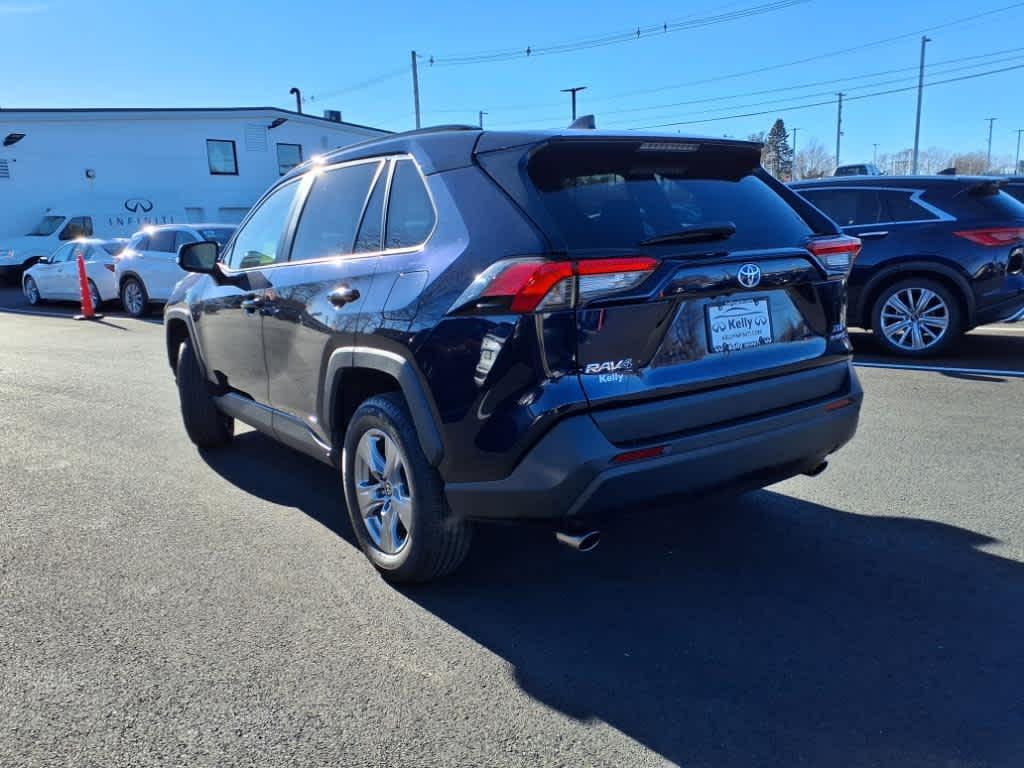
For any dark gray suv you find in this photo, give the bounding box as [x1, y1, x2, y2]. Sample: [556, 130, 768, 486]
[165, 127, 863, 582]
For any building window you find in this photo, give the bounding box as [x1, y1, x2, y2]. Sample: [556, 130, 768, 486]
[276, 143, 303, 176]
[207, 139, 238, 175]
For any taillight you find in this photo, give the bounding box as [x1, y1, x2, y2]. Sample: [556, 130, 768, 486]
[103, 263, 116, 273]
[453, 256, 658, 314]
[806, 235, 862, 278]
[953, 227, 1024, 246]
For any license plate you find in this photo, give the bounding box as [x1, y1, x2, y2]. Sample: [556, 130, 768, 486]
[706, 298, 774, 353]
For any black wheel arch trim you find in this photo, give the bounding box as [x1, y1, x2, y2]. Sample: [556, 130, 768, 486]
[164, 307, 208, 380]
[856, 260, 975, 326]
[323, 346, 445, 467]
[118, 270, 147, 292]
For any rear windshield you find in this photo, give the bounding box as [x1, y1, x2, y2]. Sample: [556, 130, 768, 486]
[924, 186, 1024, 221]
[197, 227, 235, 245]
[525, 141, 812, 251]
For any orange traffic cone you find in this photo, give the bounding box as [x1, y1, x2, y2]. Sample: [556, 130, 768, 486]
[73, 250, 104, 321]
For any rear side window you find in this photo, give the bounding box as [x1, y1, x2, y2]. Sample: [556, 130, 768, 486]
[131, 234, 150, 251]
[173, 231, 198, 251]
[355, 166, 388, 253]
[876, 190, 938, 222]
[290, 161, 379, 262]
[799, 188, 861, 226]
[148, 230, 176, 252]
[385, 159, 435, 249]
[524, 141, 812, 251]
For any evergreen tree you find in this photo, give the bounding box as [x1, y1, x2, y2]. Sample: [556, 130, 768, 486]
[764, 119, 794, 179]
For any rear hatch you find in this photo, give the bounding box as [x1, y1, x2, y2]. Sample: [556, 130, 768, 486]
[477, 136, 855, 444]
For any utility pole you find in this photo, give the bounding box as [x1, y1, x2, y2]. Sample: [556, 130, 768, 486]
[790, 127, 799, 180]
[478, 111, 487, 129]
[411, 51, 422, 129]
[986, 117, 997, 170]
[1015, 129, 1023, 174]
[912, 35, 930, 175]
[835, 93, 844, 169]
[873, 143, 879, 164]
[561, 86, 587, 121]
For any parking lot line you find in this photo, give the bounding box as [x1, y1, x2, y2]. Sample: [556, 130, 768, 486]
[854, 361, 1024, 378]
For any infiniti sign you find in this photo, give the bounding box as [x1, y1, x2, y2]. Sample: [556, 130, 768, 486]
[124, 198, 154, 213]
[737, 263, 762, 288]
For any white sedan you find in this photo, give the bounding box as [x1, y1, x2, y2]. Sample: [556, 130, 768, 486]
[22, 239, 126, 308]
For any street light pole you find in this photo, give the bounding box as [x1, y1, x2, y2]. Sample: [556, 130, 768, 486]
[790, 127, 799, 180]
[561, 86, 587, 121]
[411, 51, 422, 129]
[1016, 129, 1023, 175]
[478, 110, 487, 129]
[911, 35, 930, 175]
[835, 93, 844, 169]
[873, 143, 879, 164]
[986, 117, 997, 170]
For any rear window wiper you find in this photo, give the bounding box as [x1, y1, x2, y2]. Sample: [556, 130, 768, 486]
[638, 222, 736, 246]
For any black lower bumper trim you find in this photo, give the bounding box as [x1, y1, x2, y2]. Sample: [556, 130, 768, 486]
[445, 363, 862, 521]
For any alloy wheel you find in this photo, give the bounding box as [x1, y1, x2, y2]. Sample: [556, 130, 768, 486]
[123, 280, 144, 315]
[353, 429, 413, 555]
[24, 278, 39, 304]
[879, 287, 950, 352]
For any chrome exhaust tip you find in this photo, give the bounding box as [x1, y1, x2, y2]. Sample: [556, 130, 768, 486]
[555, 529, 601, 552]
[804, 460, 829, 477]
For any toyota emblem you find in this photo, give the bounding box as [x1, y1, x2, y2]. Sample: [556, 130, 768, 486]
[737, 263, 762, 288]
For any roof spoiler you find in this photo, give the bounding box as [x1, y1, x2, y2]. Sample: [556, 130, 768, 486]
[568, 114, 596, 129]
[960, 178, 1008, 198]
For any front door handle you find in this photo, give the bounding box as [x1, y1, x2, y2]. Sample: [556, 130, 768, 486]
[328, 286, 361, 307]
[240, 295, 264, 313]
[858, 230, 889, 239]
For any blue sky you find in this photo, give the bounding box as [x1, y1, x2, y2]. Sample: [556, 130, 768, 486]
[2, 0, 1023, 165]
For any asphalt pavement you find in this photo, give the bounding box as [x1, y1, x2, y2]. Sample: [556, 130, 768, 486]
[2, 286, 1023, 767]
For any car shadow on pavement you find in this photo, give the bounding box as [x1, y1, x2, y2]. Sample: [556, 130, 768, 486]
[200, 432, 1024, 767]
[851, 328, 1024, 373]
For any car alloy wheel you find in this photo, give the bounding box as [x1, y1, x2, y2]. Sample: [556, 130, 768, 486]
[353, 428, 413, 555]
[123, 279, 145, 315]
[88, 281, 101, 310]
[879, 286, 950, 352]
[24, 277, 40, 304]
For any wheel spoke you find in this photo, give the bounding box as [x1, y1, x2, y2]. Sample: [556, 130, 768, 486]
[358, 435, 387, 480]
[378, 503, 400, 553]
[911, 323, 925, 349]
[381, 438, 400, 484]
[355, 481, 383, 517]
[914, 288, 935, 312]
[391, 492, 413, 530]
[889, 293, 914, 317]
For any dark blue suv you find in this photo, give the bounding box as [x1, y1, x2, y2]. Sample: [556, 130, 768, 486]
[792, 176, 1024, 356]
[165, 128, 862, 582]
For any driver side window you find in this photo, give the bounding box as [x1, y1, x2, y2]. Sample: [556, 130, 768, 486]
[50, 244, 74, 263]
[224, 181, 301, 270]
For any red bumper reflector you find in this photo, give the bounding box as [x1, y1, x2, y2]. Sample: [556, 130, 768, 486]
[824, 397, 854, 412]
[612, 445, 667, 464]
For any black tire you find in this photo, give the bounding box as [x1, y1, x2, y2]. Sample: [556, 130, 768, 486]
[176, 340, 233, 449]
[23, 276, 42, 305]
[870, 277, 963, 358]
[342, 393, 471, 583]
[87, 279, 103, 311]
[120, 276, 150, 317]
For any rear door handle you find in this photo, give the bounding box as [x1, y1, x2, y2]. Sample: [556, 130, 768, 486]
[858, 230, 889, 239]
[240, 295, 265, 313]
[329, 286, 361, 307]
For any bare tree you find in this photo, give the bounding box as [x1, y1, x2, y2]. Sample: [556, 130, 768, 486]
[950, 151, 989, 174]
[794, 139, 833, 179]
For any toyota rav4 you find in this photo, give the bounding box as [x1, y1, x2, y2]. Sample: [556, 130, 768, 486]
[165, 127, 863, 582]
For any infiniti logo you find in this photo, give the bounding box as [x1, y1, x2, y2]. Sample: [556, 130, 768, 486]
[124, 198, 154, 213]
[737, 263, 762, 289]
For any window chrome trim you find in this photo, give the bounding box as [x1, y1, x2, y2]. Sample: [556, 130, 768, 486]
[797, 185, 956, 227]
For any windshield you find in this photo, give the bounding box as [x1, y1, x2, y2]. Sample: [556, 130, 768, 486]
[27, 216, 66, 236]
[197, 227, 236, 245]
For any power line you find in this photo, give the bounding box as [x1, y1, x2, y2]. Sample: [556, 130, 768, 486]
[597, 50, 1024, 127]
[424, 0, 808, 66]
[494, 49, 1024, 129]
[630, 61, 1024, 130]
[307, 66, 408, 102]
[590, 0, 1024, 103]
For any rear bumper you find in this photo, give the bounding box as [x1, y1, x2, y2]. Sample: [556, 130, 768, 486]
[975, 277, 1024, 325]
[445, 362, 862, 521]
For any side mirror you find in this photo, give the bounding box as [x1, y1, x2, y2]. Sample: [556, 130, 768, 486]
[178, 240, 219, 274]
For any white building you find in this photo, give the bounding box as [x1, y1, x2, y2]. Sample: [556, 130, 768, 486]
[0, 106, 388, 240]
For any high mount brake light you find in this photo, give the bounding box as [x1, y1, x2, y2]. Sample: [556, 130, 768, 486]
[806, 235, 862, 277]
[953, 227, 1024, 246]
[454, 256, 658, 314]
